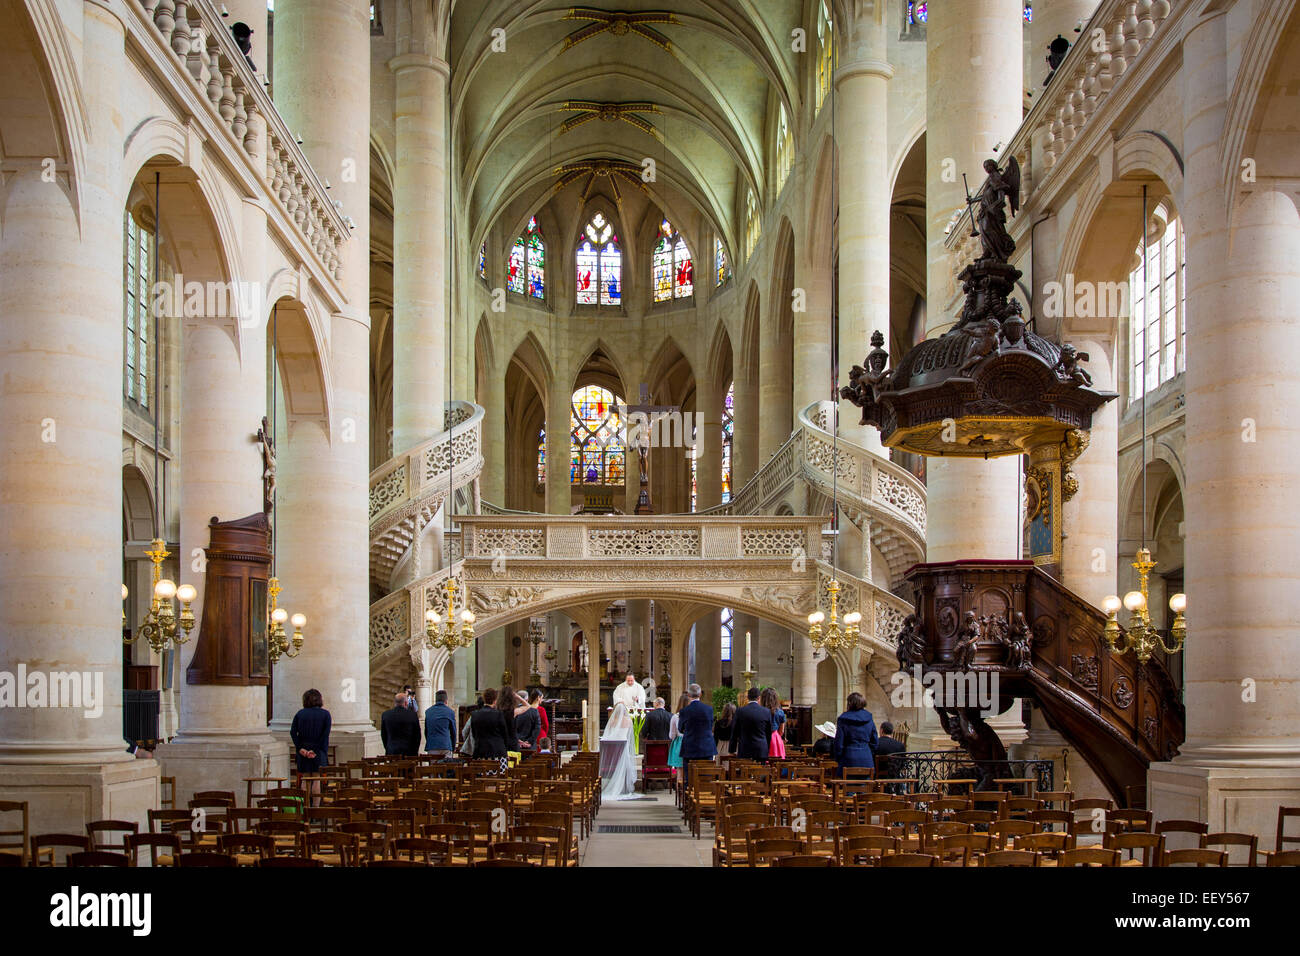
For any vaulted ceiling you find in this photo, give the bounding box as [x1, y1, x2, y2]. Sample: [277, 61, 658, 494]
[448, 1, 810, 255]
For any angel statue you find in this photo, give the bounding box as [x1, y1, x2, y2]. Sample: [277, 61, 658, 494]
[973, 157, 1021, 263]
[952, 611, 981, 670]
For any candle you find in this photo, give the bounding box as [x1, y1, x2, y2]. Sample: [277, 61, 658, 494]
[745, 630, 752, 672]
[581, 699, 588, 720]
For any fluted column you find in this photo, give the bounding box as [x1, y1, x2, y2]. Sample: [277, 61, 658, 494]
[792, 253, 832, 424]
[389, 43, 448, 454]
[479, 354, 505, 506]
[1060, 339, 1117, 607]
[924, 0, 1024, 562]
[836, 5, 892, 452]
[270, 0, 378, 759]
[0, 0, 157, 832]
[1149, 7, 1300, 837]
[732, 368, 759, 490]
[759, 296, 793, 463]
[545, 373, 572, 515]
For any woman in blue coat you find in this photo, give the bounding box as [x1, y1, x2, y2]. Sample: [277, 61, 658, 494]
[832, 692, 879, 777]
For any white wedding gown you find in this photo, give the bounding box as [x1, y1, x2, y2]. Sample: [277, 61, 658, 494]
[599, 703, 639, 800]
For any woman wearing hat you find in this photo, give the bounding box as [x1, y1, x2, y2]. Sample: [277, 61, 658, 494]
[812, 720, 837, 758]
[832, 692, 878, 777]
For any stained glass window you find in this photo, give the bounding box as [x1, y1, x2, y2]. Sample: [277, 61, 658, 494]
[478, 241, 486, 280]
[570, 385, 626, 484]
[576, 212, 621, 306]
[653, 219, 693, 302]
[536, 427, 546, 484]
[507, 216, 545, 299]
[776, 105, 793, 194]
[124, 212, 153, 409]
[1023, 3, 1033, 24]
[744, 190, 761, 261]
[722, 382, 734, 503]
[816, 0, 834, 113]
[907, 1, 928, 26]
[1129, 204, 1185, 403]
[721, 608, 734, 662]
[689, 430, 698, 512]
[714, 238, 729, 287]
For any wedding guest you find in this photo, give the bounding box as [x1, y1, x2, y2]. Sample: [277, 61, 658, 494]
[713, 702, 736, 756]
[729, 686, 773, 760]
[514, 689, 540, 750]
[424, 689, 457, 753]
[678, 684, 716, 783]
[469, 687, 518, 769]
[530, 690, 550, 751]
[812, 720, 836, 758]
[873, 720, 906, 778]
[290, 688, 331, 801]
[760, 686, 786, 758]
[832, 692, 879, 777]
[380, 691, 421, 756]
[667, 692, 690, 772]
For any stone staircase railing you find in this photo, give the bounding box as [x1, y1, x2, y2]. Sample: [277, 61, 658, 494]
[700, 402, 927, 586]
[368, 402, 485, 591]
[128, 0, 347, 282]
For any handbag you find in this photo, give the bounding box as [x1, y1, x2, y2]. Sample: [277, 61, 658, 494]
[770, 729, 787, 759]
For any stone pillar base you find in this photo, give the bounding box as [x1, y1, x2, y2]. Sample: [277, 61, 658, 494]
[156, 732, 287, 808]
[0, 758, 159, 835]
[1149, 758, 1300, 843]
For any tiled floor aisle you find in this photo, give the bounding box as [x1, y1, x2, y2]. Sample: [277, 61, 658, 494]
[580, 790, 710, 867]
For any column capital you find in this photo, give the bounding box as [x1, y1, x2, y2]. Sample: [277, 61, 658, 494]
[387, 52, 451, 79]
[836, 57, 894, 85]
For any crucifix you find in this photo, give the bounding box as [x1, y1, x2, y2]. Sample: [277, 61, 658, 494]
[621, 383, 679, 515]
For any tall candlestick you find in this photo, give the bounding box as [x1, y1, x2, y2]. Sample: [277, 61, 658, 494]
[745, 630, 752, 672]
[581, 698, 588, 720]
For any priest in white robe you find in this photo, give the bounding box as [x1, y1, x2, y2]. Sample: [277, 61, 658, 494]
[611, 672, 646, 712]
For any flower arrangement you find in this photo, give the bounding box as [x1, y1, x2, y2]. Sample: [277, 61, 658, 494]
[628, 706, 646, 755]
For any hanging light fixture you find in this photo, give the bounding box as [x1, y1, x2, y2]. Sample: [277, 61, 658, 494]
[266, 302, 307, 665]
[1102, 185, 1187, 663]
[424, 576, 475, 652]
[123, 173, 196, 654]
[806, 63, 861, 655]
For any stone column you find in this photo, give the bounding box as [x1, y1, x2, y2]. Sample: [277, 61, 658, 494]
[545, 373, 572, 515]
[836, 5, 892, 452]
[1060, 339, 1117, 607]
[479, 355, 505, 506]
[0, 1, 157, 832]
[732, 370, 759, 490]
[792, 253, 832, 427]
[1149, 7, 1300, 837]
[759, 296, 793, 463]
[270, 0, 378, 760]
[924, 0, 1024, 562]
[388, 42, 448, 454]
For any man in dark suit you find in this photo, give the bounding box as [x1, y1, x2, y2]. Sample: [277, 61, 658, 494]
[641, 697, 671, 744]
[729, 686, 774, 760]
[677, 684, 715, 784]
[381, 691, 421, 755]
[424, 689, 458, 752]
[873, 720, 906, 778]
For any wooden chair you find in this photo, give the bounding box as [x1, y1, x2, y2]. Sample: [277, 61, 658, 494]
[219, 833, 274, 865]
[988, 819, 1039, 849]
[509, 825, 567, 869]
[1107, 831, 1164, 866]
[953, 809, 997, 829]
[369, 807, 418, 840]
[714, 811, 773, 867]
[226, 807, 272, 834]
[1036, 790, 1073, 811]
[305, 807, 353, 832]
[1, 850, 30, 867]
[0, 801, 37, 866]
[642, 739, 675, 792]
[1202, 832, 1258, 867]
[1005, 798, 1042, 821]
[339, 822, 391, 863]
[1013, 831, 1069, 863]
[303, 831, 359, 866]
[193, 790, 237, 807]
[773, 854, 834, 867]
[747, 838, 805, 867]
[66, 850, 130, 867]
[259, 857, 323, 867]
[85, 819, 137, 852]
[885, 809, 928, 850]
[490, 840, 550, 866]
[920, 821, 971, 854]
[878, 852, 937, 867]
[838, 835, 899, 866]
[159, 777, 176, 810]
[1155, 819, 1208, 852]
[1028, 808, 1073, 833]
[391, 837, 452, 864]
[1276, 807, 1300, 852]
[446, 809, 499, 859]
[1058, 846, 1119, 867]
[1164, 848, 1228, 867]
[938, 833, 991, 866]
[126, 832, 181, 867]
[980, 849, 1039, 867]
[475, 857, 535, 867]
[970, 791, 1009, 818]
[175, 851, 237, 867]
[804, 810, 850, 857]
[1111, 808, 1153, 833]
[930, 798, 971, 820]
[420, 824, 476, 865]
[254, 820, 307, 856]
[1265, 849, 1300, 866]
[522, 811, 577, 866]
[31, 833, 89, 867]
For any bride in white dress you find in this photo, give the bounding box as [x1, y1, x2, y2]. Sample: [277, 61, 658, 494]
[599, 702, 639, 800]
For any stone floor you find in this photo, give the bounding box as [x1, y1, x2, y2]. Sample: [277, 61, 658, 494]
[579, 788, 710, 867]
